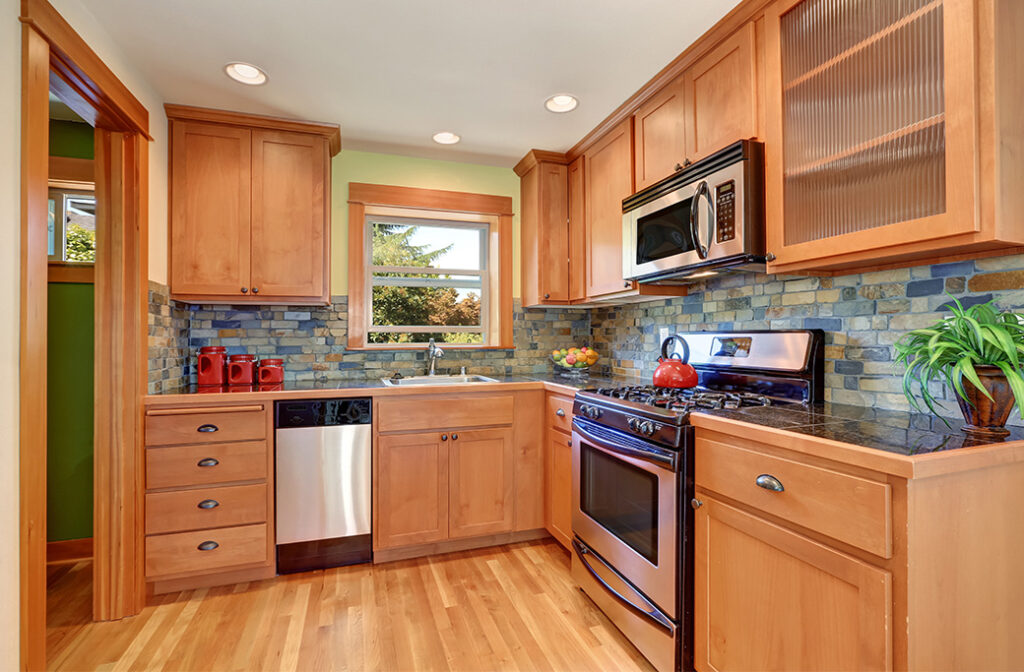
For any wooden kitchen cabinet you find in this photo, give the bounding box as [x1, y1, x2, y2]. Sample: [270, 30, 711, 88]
[682, 22, 759, 164]
[632, 77, 686, 191]
[694, 497, 892, 672]
[544, 392, 574, 550]
[376, 431, 449, 549]
[448, 427, 515, 539]
[567, 156, 586, 302]
[764, 0, 1024, 274]
[585, 119, 635, 299]
[166, 105, 340, 304]
[515, 151, 570, 307]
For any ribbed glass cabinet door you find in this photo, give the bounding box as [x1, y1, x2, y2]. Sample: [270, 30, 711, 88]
[766, 0, 978, 269]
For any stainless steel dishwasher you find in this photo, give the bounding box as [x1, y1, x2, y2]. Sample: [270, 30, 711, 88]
[274, 398, 372, 573]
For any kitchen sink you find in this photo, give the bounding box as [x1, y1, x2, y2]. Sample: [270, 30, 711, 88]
[380, 374, 499, 387]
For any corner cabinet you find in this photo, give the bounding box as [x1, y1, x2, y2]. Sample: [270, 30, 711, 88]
[167, 105, 340, 304]
[764, 0, 1024, 274]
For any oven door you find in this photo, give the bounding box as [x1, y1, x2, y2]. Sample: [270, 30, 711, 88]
[572, 418, 678, 618]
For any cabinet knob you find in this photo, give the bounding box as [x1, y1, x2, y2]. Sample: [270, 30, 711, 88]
[241, 287, 248, 294]
[556, 408, 566, 417]
[544, 293, 550, 299]
[691, 498, 703, 510]
[197, 541, 219, 551]
[252, 287, 260, 294]
[755, 474, 785, 492]
[197, 457, 219, 468]
[674, 163, 684, 172]
[197, 499, 219, 510]
[765, 252, 777, 262]
[567, 438, 572, 446]
[452, 433, 458, 441]
[683, 157, 693, 167]
[441, 434, 448, 441]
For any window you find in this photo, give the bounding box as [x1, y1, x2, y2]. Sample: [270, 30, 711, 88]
[348, 183, 513, 349]
[48, 187, 96, 263]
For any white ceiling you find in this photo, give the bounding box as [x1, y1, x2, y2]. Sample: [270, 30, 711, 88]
[82, 0, 740, 166]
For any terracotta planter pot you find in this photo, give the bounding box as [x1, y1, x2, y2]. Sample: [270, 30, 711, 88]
[956, 365, 1015, 437]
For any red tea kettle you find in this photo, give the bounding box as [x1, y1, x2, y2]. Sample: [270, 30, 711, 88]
[653, 334, 698, 388]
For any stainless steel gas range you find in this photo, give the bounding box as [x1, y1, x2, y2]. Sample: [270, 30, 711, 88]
[570, 330, 824, 672]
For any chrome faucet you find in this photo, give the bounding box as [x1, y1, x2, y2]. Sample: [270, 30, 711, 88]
[427, 338, 444, 376]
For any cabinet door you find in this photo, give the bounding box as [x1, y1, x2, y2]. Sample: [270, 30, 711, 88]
[633, 77, 686, 190]
[584, 120, 635, 298]
[170, 121, 251, 298]
[567, 156, 586, 302]
[448, 427, 514, 539]
[376, 432, 448, 549]
[538, 162, 570, 303]
[682, 22, 759, 164]
[250, 130, 328, 300]
[765, 0, 978, 272]
[545, 430, 572, 550]
[695, 497, 892, 672]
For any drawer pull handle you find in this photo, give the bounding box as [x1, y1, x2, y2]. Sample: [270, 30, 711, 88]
[197, 541, 219, 551]
[197, 458, 219, 468]
[197, 424, 219, 433]
[755, 474, 784, 492]
[198, 499, 219, 510]
[556, 408, 566, 417]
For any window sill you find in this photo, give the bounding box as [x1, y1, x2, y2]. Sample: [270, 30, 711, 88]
[48, 262, 95, 284]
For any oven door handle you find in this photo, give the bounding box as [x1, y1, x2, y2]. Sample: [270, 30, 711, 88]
[572, 418, 677, 470]
[572, 539, 675, 634]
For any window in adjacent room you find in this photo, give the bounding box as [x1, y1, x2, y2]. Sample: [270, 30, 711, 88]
[48, 187, 96, 263]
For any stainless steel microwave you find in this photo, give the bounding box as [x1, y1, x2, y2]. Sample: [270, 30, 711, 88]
[623, 140, 766, 283]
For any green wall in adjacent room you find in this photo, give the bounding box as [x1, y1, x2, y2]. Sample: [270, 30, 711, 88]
[46, 282, 94, 541]
[48, 116, 95, 542]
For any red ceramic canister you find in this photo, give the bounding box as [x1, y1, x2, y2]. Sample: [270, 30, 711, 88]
[228, 354, 257, 385]
[258, 358, 284, 384]
[197, 346, 228, 386]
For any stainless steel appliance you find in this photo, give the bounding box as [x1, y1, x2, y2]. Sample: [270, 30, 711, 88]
[275, 398, 372, 573]
[571, 330, 824, 672]
[623, 140, 766, 283]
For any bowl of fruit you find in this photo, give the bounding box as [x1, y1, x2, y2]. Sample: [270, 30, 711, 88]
[551, 346, 600, 377]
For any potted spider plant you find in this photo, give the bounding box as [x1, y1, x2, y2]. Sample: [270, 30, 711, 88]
[894, 296, 1024, 436]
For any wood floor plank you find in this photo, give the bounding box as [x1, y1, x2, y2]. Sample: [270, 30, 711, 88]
[47, 539, 654, 672]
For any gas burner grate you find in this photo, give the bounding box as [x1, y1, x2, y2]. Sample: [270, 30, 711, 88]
[590, 386, 774, 411]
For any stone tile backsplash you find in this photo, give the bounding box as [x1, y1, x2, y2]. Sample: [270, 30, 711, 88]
[591, 253, 1024, 421]
[149, 253, 1024, 424]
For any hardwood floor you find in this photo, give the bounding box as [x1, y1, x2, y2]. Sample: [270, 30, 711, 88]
[46, 539, 655, 671]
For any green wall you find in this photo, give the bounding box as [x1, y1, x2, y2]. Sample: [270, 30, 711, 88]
[48, 117, 95, 541]
[46, 283, 94, 541]
[330, 150, 520, 296]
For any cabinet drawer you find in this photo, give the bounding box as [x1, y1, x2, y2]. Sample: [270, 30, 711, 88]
[547, 395, 573, 433]
[696, 435, 892, 558]
[145, 523, 268, 577]
[377, 394, 514, 432]
[146, 441, 268, 489]
[146, 484, 267, 535]
[146, 406, 267, 446]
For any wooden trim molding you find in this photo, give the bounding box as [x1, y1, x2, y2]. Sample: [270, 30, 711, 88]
[47, 262, 94, 284]
[47, 538, 93, 564]
[20, 0, 150, 136]
[346, 183, 514, 350]
[513, 149, 569, 177]
[48, 155, 93, 182]
[348, 182, 514, 216]
[164, 103, 342, 156]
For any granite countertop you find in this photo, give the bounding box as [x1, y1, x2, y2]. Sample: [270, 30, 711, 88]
[696, 402, 1024, 456]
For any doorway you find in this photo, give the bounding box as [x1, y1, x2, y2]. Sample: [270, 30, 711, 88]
[20, 1, 151, 669]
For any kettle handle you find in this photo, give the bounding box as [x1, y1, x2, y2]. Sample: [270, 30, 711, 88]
[661, 334, 690, 364]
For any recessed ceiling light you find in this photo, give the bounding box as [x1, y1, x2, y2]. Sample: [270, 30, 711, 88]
[545, 94, 578, 113]
[432, 131, 461, 145]
[224, 62, 268, 86]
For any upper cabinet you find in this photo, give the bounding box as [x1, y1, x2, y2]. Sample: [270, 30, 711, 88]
[633, 78, 687, 191]
[765, 0, 1024, 274]
[167, 105, 340, 304]
[515, 151, 570, 307]
[585, 119, 635, 298]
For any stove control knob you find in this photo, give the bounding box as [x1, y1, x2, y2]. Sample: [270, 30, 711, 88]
[640, 421, 656, 436]
[578, 404, 589, 417]
[627, 417, 638, 431]
[591, 407, 602, 419]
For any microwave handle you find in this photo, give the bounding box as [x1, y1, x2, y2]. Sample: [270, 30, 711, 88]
[689, 180, 714, 260]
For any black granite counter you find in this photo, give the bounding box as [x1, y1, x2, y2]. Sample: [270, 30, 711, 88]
[697, 402, 1024, 455]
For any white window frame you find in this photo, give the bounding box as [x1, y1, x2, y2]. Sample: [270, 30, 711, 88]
[364, 212, 492, 343]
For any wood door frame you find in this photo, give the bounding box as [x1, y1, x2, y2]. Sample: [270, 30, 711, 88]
[19, 1, 150, 669]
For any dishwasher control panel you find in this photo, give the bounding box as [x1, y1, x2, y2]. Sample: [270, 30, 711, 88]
[275, 398, 371, 428]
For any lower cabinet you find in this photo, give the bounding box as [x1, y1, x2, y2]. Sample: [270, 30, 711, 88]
[544, 392, 574, 550]
[694, 497, 892, 671]
[375, 425, 515, 551]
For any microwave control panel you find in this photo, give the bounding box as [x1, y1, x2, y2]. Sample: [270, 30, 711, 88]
[715, 180, 736, 243]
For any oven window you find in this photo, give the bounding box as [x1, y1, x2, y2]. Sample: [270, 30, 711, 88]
[636, 197, 696, 265]
[580, 445, 659, 563]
